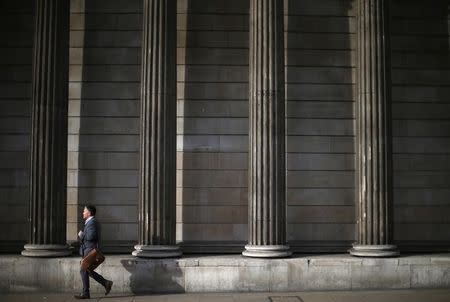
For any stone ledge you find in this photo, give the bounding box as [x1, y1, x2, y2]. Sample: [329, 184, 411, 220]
[0, 254, 449, 293]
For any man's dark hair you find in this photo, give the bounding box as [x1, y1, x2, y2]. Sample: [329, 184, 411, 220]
[85, 204, 96, 216]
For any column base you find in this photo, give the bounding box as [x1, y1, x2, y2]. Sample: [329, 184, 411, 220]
[21, 244, 72, 257]
[242, 244, 292, 258]
[132, 245, 182, 258]
[349, 244, 399, 257]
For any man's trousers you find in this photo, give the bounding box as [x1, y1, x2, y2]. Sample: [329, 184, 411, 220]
[80, 268, 107, 295]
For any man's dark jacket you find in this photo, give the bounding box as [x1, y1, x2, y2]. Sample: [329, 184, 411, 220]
[79, 217, 101, 257]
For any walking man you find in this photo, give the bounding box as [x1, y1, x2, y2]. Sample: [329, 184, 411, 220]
[75, 204, 113, 299]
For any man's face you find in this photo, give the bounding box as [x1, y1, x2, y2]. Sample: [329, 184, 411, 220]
[82, 207, 91, 220]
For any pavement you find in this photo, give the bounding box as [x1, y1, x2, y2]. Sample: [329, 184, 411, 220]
[1, 289, 449, 302]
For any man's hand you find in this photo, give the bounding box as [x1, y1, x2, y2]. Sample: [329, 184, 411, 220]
[78, 230, 84, 238]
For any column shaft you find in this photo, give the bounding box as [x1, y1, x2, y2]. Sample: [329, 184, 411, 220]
[22, 0, 71, 257]
[132, 0, 181, 258]
[243, 0, 291, 258]
[351, 0, 399, 257]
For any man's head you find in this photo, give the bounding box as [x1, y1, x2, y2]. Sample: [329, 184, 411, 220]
[83, 204, 96, 220]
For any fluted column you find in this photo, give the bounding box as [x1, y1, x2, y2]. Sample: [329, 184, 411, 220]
[22, 0, 71, 257]
[132, 0, 181, 258]
[243, 0, 291, 258]
[350, 0, 399, 257]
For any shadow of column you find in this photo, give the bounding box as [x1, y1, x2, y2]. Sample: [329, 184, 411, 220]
[284, 0, 356, 253]
[391, 0, 450, 252]
[0, 0, 34, 253]
[179, 0, 249, 253]
[120, 258, 184, 294]
[68, 0, 142, 254]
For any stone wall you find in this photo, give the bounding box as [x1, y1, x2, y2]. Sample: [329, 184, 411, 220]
[390, 0, 450, 251]
[0, 0, 33, 252]
[1, 254, 449, 293]
[0, 0, 449, 254]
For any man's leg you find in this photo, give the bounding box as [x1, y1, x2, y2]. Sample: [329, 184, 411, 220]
[88, 270, 113, 295]
[88, 270, 106, 287]
[80, 268, 90, 296]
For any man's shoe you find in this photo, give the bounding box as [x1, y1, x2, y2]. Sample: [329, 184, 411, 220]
[74, 293, 90, 299]
[105, 280, 113, 295]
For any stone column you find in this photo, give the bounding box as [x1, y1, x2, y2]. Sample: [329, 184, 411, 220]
[132, 0, 181, 258]
[243, 0, 291, 258]
[350, 0, 399, 257]
[22, 0, 71, 257]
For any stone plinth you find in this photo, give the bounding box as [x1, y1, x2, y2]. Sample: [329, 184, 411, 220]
[1, 254, 449, 293]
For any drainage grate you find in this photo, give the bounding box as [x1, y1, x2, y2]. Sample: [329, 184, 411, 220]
[269, 296, 304, 302]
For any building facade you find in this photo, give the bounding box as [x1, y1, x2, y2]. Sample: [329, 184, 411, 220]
[1, 0, 449, 256]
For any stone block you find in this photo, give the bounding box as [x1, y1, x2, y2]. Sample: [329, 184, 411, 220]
[70, 31, 141, 48]
[287, 101, 354, 119]
[308, 256, 361, 267]
[67, 187, 138, 204]
[287, 136, 354, 153]
[179, 223, 247, 241]
[177, 170, 246, 188]
[287, 171, 354, 188]
[287, 33, 355, 50]
[398, 256, 431, 266]
[0, 117, 30, 133]
[237, 265, 271, 291]
[176, 187, 247, 206]
[361, 258, 399, 267]
[287, 206, 354, 224]
[286, 259, 309, 291]
[286, 0, 355, 16]
[287, 153, 355, 171]
[178, 205, 247, 224]
[177, 117, 248, 135]
[430, 255, 450, 265]
[287, 188, 354, 206]
[70, 47, 140, 65]
[101, 223, 137, 241]
[185, 266, 239, 292]
[392, 86, 450, 103]
[288, 223, 355, 242]
[68, 170, 138, 187]
[394, 153, 450, 171]
[395, 224, 450, 241]
[286, 49, 354, 67]
[0, 135, 30, 152]
[286, 16, 355, 33]
[178, 65, 247, 83]
[69, 82, 140, 100]
[121, 258, 185, 293]
[178, 100, 248, 118]
[178, 258, 199, 267]
[411, 264, 450, 288]
[177, 48, 247, 65]
[177, 152, 247, 170]
[178, 83, 248, 100]
[306, 264, 352, 290]
[287, 84, 353, 101]
[269, 260, 290, 291]
[393, 137, 450, 154]
[177, 0, 248, 14]
[287, 119, 354, 136]
[178, 13, 248, 31]
[351, 263, 410, 289]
